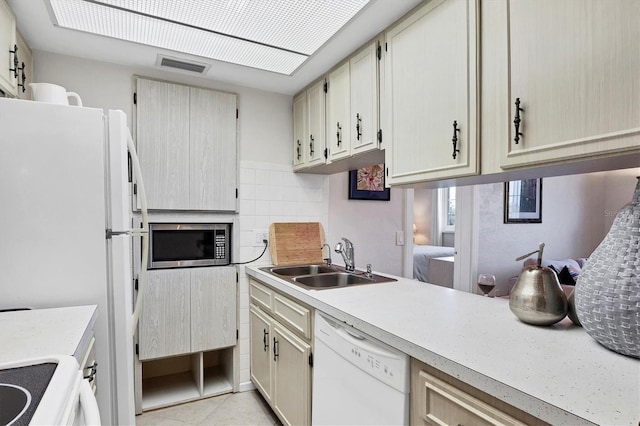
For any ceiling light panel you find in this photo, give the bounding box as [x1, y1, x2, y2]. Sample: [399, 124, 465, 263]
[49, 0, 370, 75]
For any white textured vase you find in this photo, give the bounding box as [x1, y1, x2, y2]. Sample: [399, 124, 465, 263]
[575, 177, 640, 358]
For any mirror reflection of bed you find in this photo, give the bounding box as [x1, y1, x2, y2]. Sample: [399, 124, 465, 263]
[413, 187, 456, 287]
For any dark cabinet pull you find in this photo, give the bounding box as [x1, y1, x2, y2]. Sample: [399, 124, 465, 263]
[296, 140, 301, 160]
[451, 120, 460, 159]
[336, 122, 342, 147]
[273, 337, 279, 362]
[309, 135, 315, 157]
[262, 328, 269, 352]
[9, 45, 19, 79]
[513, 98, 523, 144]
[83, 362, 98, 382]
[356, 113, 362, 141]
[18, 62, 26, 93]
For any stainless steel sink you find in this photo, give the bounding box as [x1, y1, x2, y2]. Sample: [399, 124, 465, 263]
[260, 264, 396, 290]
[268, 265, 338, 276]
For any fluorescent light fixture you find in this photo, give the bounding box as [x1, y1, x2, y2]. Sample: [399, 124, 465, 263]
[48, 0, 370, 75]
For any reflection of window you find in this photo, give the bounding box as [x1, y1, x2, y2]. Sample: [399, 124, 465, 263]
[446, 187, 456, 227]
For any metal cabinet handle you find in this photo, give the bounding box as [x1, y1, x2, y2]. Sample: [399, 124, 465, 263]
[451, 120, 460, 159]
[83, 362, 98, 382]
[513, 98, 523, 144]
[263, 328, 269, 352]
[336, 122, 342, 147]
[309, 135, 315, 157]
[9, 45, 19, 79]
[273, 337, 279, 362]
[18, 62, 26, 93]
[296, 140, 301, 160]
[356, 113, 362, 141]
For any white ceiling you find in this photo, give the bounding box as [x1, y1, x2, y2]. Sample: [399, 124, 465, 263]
[7, 0, 422, 95]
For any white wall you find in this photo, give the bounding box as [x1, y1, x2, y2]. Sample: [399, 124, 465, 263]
[413, 188, 434, 245]
[327, 172, 405, 276]
[475, 169, 640, 296]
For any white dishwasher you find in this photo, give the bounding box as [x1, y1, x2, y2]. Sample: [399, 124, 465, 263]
[312, 311, 409, 425]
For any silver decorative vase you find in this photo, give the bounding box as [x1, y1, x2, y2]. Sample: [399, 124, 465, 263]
[575, 177, 640, 358]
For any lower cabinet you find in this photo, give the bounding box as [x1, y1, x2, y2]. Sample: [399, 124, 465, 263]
[410, 358, 547, 426]
[249, 279, 312, 426]
[136, 266, 237, 412]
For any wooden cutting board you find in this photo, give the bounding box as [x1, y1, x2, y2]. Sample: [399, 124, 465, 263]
[269, 222, 326, 266]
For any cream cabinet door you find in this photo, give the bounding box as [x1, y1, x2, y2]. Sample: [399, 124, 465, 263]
[350, 41, 379, 155]
[272, 322, 311, 426]
[499, 0, 640, 169]
[327, 61, 351, 161]
[190, 267, 236, 352]
[189, 88, 237, 211]
[385, 0, 479, 185]
[0, 0, 17, 96]
[306, 79, 326, 168]
[249, 305, 273, 403]
[139, 269, 190, 360]
[136, 78, 190, 210]
[293, 92, 307, 170]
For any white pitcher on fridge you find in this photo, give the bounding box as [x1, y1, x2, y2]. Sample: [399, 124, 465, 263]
[30, 83, 83, 106]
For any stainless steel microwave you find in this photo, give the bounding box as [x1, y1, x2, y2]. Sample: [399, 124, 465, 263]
[148, 223, 230, 269]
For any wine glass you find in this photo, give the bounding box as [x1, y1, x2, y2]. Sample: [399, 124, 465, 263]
[477, 274, 496, 297]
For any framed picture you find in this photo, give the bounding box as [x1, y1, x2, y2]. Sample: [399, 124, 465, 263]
[348, 164, 390, 201]
[504, 178, 542, 223]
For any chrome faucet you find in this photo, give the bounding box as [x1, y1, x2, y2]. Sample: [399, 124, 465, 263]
[321, 243, 332, 266]
[335, 237, 355, 271]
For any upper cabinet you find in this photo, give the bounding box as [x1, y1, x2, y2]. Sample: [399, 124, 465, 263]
[135, 77, 238, 211]
[0, 0, 17, 96]
[384, 0, 479, 185]
[294, 38, 384, 172]
[487, 0, 640, 170]
[15, 30, 32, 100]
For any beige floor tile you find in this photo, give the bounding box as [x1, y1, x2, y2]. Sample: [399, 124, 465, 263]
[136, 390, 280, 426]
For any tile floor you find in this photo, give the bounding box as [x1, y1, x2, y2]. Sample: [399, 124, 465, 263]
[135, 390, 281, 426]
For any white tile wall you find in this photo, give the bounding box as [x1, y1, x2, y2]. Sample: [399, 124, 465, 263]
[236, 160, 329, 389]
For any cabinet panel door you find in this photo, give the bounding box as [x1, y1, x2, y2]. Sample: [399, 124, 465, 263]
[502, 0, 640, 168]
[306, 80, 326, 167]
[136, 78, 190, 210]
[385, 0, 478, 184]
[189, 88, 237, 211]
[249, 305, 273, 403]
[293, 92, 307, 169]
[191, 266, 237, 352]
[327, 61, 351, 161]
[351, 42, 379, 155]
[272, 323, 311, 426]
[0, 0, 16, 95]
[139, 269, 190, 360]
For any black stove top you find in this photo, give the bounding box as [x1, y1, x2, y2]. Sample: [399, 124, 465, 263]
[0, 363, 56, 426]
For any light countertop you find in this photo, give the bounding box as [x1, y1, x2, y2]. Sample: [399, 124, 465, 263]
[0, 305, 97, 364]
[246, 266, 640, 426]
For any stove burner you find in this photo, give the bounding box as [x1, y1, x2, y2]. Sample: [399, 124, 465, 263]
[0, 363, 56, 426]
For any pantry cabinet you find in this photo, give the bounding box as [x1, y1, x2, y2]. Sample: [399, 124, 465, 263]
[485, 0, 640, 171]
[410, 358, 546, 426]
[135, 77, 238, 211]
[136, 266, 237, 411]
[384, 0, 479, 185]
[249, 279, 312, 426]
[0, 0, 17, 96]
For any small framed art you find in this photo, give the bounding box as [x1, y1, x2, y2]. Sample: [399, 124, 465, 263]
[348, 164, 390, 201]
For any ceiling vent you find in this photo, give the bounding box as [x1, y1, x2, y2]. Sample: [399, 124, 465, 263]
[156, 55, 210, 75]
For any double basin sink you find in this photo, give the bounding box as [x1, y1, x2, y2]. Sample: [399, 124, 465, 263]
[260, 264, 396, 290]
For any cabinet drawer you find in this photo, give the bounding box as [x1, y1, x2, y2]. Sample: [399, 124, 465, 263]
[272, 293, 311, 340]
[416, 370, 524, 426]
[250, 279, 273, 312]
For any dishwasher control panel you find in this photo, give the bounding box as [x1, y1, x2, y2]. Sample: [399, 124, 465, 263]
[315, 312, 409, 392]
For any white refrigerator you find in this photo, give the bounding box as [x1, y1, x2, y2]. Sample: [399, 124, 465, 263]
[0, 97, 146, 425]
